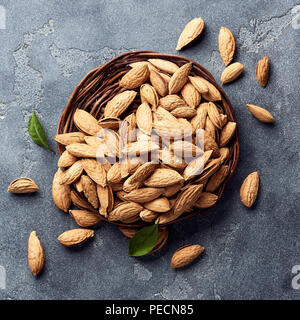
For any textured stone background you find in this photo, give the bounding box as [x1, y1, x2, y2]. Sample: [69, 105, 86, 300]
[0, 0, 299, 300]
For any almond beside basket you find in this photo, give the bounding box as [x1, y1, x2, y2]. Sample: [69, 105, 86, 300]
[53, 51, 239, 231]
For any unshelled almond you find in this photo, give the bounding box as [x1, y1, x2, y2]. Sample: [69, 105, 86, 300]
[104, 90, 137, 118]
[52, 168, 71, 212]
[119, 64, 149, 89]
[58, 229, 94, 247]
[69, 210, 102, 227]
[240, 171, 259, 208]
[149, 69, 168, 97]
[8, 177, 39, 194]
[73, 109, 101, 136]
[81, 158, 106, 187]
[221, 62, 244, 84]
[59, 160, 83, 185]
[218, 26, 235, 66]
[219, 122, 237, 147]
[159, 95, 186, 111]
[108, 201, 143, 222]
[246, 104, 275, 123]
[256, 56, 269, 87]
[181, 82, 201, 107]
[54, 132, 86, 146]
[57, 150, 77, 168]
[136, 102, 152, 135]
[195, 192, 218, 208]
[148, 59, 179, 74]
[144, 197, 171, 213]
[140, 84, 159, 108]
[144, 168, 184, 187]
[170, 244, 204, 268]
[28, 231, 44, 276]
[169, 62, 192, 94]
[176, 17, 205, 50]
[80, 175, 99, 209]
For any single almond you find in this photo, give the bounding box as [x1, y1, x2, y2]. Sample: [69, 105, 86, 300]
[191, 77, 221, 101]
[181, 82, 201, 107]
[71, 190, 95, 211]
[256, 56, 269, 87]
[170, 244, 204, 268]
[54, 132, 86, 146]
[206, 165, 229, 192]
[183, 151, 212, 180]
[160, 148, 188, 171]
[66, 143, 97, 158]
[104, 90, 137, 118]
[219, 147, 230, 163]
[159, 94, 186, 111]
[97, 184, 114, 217]
[139, 209, 159, 222]
[69, 210, 102, 227]
[8, 177, 39, 194]
[190, 103, 208, 130]
[81, 159, 106, 187]
[169, 62, 192, 94]
[28, 231, 44, 276]
[240, 171, 259, 208]
[58, 229, 94, 247]
[221, 62, 244, 84]
[188, 76, 209, 94]
[219, 122, 237, 147]
[57, 150, 78, 168]
[144, 168, 184, 187]
[148, 59, 179, 74]
[218, 26, 235, 66]
[140, 84, 159, 108]
[136, 102, 152, 135]
[176, 18, 205, 50]
[107, 162, 122, 184]
[205, 117, 216, 140]
[108, 201, 143, 222]
[246, 104, 275, 123]
[123, 187, 163, 203]
[144, 197, 171, 213]
[207, 102, 222, 129]
[149, 69, 168, 97]
[80, 175, 99, 209]
[195, 192, 218, 208]
[73, 109, 101, 135]
[52, 168, 71, 212]
[119, 64, 149, 89]
[171, 106, 197, 118]
[204, 130, 220, 157]
[59, 161, 83, 185]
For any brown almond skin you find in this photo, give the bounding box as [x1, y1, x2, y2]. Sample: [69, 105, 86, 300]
[8, 178, 39, 194]
[28, 231, 44, 276]
[171, 244, 204, 268]
[57, 229, 94, 247]
[240, 171, 259, 208]
[246, 104, 275, 123]
[256, 56, 269, 87]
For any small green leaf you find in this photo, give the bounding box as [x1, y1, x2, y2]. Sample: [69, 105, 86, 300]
[28, 112, 54, 152]
[128, 223, 159, 257]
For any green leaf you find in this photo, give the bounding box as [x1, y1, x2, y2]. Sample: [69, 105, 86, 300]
[128, 223, 159, 257]
[28, 112, 54, 152]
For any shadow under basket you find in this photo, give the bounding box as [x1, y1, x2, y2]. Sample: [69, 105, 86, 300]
[57, 50, 239, 228]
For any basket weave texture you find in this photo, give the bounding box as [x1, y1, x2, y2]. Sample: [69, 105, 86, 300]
[57, 50, 239, 227]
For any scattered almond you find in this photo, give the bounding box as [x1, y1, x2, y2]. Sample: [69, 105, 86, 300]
[8, 177, 39, 194]
[58, 229, 94, 247]
[28, 231, 44, 276]
[246, 104, 275, 123]
[256, 56, 269, 87]
[218, 26, 235, 66]
[240, 171, 259, 208]
[171, 244, 204, 268]
[176, 18, 205, 50]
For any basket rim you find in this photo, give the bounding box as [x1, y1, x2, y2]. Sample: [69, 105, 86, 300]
[56, 50, 240, 228]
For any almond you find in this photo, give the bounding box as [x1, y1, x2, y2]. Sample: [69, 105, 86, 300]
[159, 95, 186, 111]
[183, 151, 212, 180]
[144, 197, 171, 213]
[107, 162, 122, 184]
[81, 159, 106, 187]
[144, 168, 184, 187]
[59, 161, 83, 185]
[192, 77, 221, 101]
[207, 102, 222, 129]
[74, 109, 101, 135]
[240, 171, 259, 208]
[181, 82, 201, 107]
[104, 90, 137, 118]
[205, 117, 216, 140]
[54, 132, 86, 146]
[80, 175, 99, 209]
[148, 59, 179, 74]
[190, 103, 208, 130]
[170, 244, 204, 268]
[52, 168, 71, 212]
[139, 209, 159, 222]
[136, 102, 152, 135]
[171, 106, 197, 118]
[57, 150, 78, 168]
[69, 210, 102, 227]
[219, 147, 230, 163]
[97, 184, 114, 217]
[204, 130, 220, 157]
[8, 177, 39, 194]
[221, 62, 244, 84]
[28, 231, 44, 276]
[140, 84, 159, 108]
[188, 76, 209, 94]
[195, 192, 218, 208]
[123, 187, 163, 203]
[218, 26, 235, 66]
[149, 69, 168, 97]
[169, 62, 192, 94]
[162, 181, 184, 197]
[256, 56, 269, 87]
[246, 104, 275, 123]
[119, 64, 149, 89]
[160, 148, 187, 171]
[57, 229, 94, 247]
[66, 143, 97, 158]
[71, 190, 95, 212]
[108, 201, 143, 222]
[219, 122, 237, 147]
[206, 165, 229, 192]
[176, 18, 205, 50]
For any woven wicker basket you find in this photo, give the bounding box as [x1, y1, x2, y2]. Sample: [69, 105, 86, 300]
[57, 50, 239, 227]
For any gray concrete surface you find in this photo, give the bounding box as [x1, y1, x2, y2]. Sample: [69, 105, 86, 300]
[0, 0, 299, 300]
